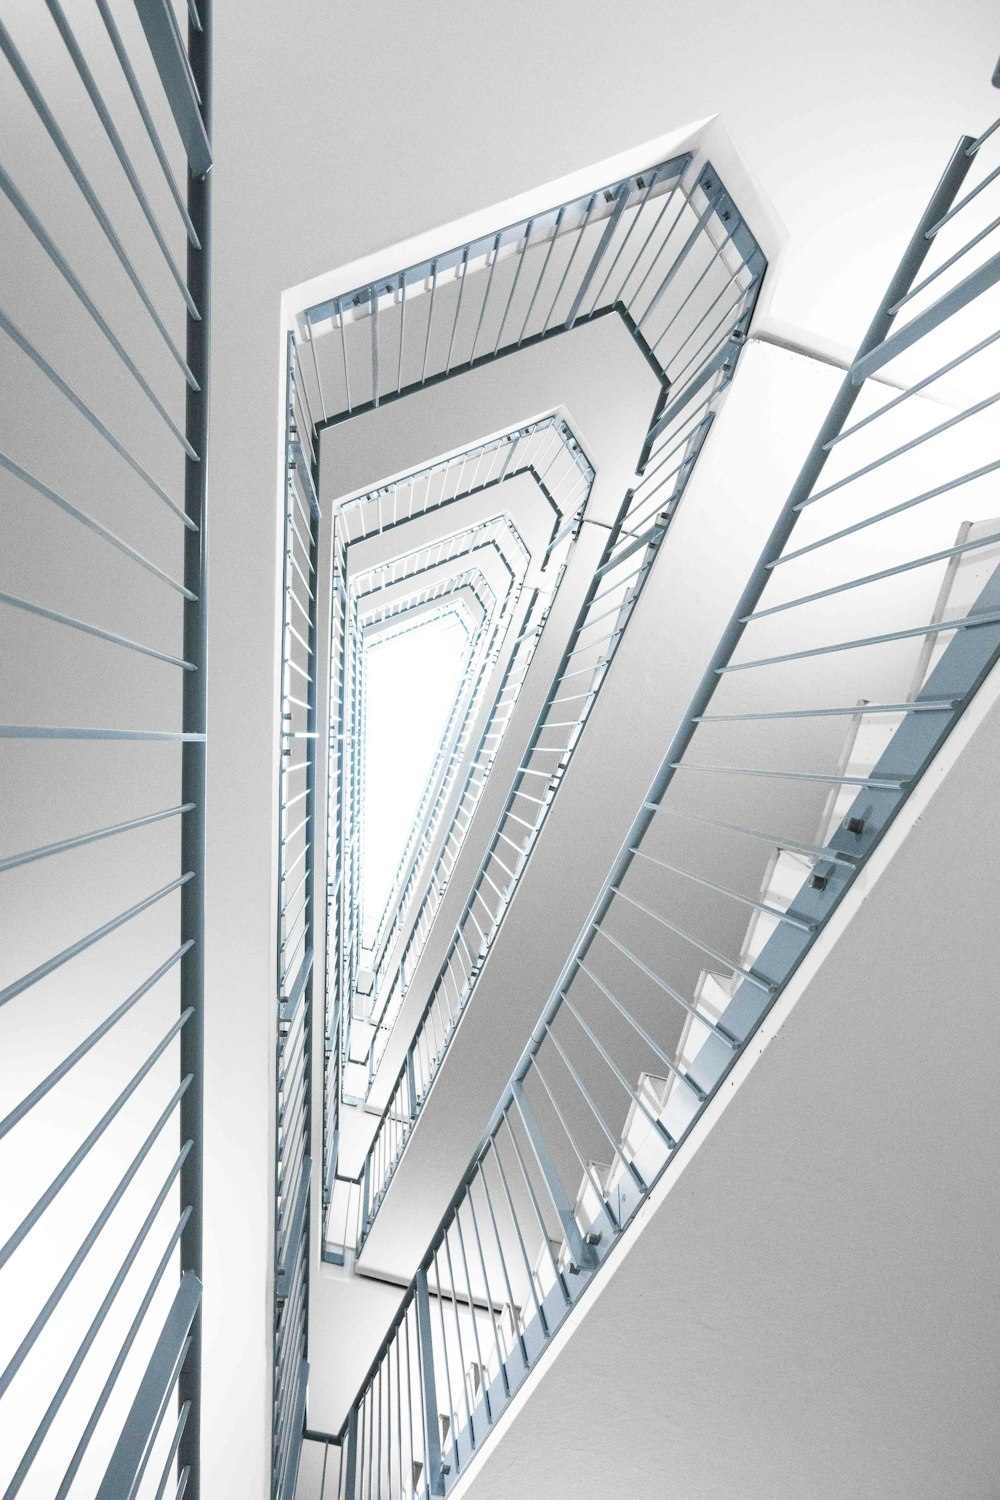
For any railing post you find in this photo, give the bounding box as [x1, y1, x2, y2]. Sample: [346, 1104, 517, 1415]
[405, 1045, 418, 1115]
[511, 1083, 596, 1271]
[415, 1270, 446, 1496]
[343, 1405, 358, 1499]
[361, 1155, 371, 1244]
[177, 3, 211, 1495]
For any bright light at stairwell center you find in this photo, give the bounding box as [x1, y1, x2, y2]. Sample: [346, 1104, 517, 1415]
[360, 610, 471, 946]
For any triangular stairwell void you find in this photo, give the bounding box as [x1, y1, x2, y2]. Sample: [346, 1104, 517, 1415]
[360, 610, 473, 948]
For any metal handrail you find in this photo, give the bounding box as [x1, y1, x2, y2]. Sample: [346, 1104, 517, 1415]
[300, 154, 761, 426]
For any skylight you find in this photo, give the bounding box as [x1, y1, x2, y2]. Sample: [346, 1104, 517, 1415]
[360, 610, 471, 945]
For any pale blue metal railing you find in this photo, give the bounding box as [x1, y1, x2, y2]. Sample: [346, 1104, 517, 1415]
[360, 423, 593, 975]
[330, 539, 513, 1128]
[300, 153, 760, 427]
[332, 252, 753, 1258]
[321, 424, 595, 1258]
[273, 333, 321, 1500]
[328, 528, 531, 1249]
[311, 153, 764, 1261]
[360, 425, 593, 1046]
[297, 94, 1000, 1500]
[1, 1, 210, 1495]
[338, 513, 526, 1072]
[351, 516, 529, 960]
[363, 577, 561, 1068]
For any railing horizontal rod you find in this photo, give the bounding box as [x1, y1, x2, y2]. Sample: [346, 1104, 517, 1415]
[774, 458, 1000, 565]
[924, 157, 1000, 237]
[593, 924, 740, 1043]
[610, 883, 775, 990]
[0, 589, 195, 669]
[747, 530, 1000, 619]
[721, 609, 1000, 672]
[647, 801, 860, 865]
[0, 163, 197, 452]
[0, 453, 194, 592]
[826, 326, 1000, 450]
[803, 388, 1000, 506]
[0, 871, 194, 1007]
[0, 308, 191, 524]
[669, 761, 909, 790]
[576, 957, 705, 1097]
[694, 701, 956, 722]
[0, 1011, 192, 1272]
[628, 846, 815, 931]
[0, 19, 197, 383]
[0, 1090, 191, 1403]
[0, 803, 193, 875]
[0, 943, 191, 1141]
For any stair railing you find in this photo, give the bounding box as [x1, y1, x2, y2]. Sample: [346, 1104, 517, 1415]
[0, 1, 211, 1494]
[298, 94, 1000, 1500]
